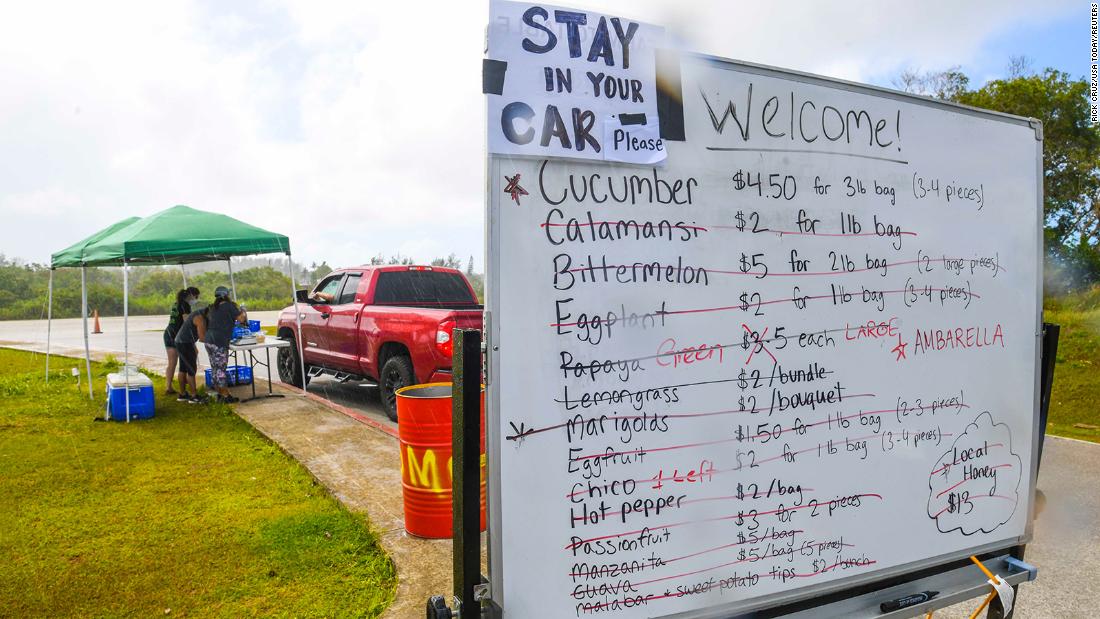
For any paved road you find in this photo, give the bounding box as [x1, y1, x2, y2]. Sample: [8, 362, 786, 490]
[0, 317, 1095, 616]
[0, 313, 397, 432]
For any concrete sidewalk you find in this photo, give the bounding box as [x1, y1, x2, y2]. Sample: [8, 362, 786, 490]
[234, 393, 454, 619]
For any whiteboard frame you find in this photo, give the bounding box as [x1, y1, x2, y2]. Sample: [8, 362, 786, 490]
[483, 51, 1045, 617]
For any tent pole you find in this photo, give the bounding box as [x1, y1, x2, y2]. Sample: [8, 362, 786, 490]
[46, 269, 53, 383]
[227, 258, 237, 301]
[123, 261, 130, 423]
[287, 253, 308, 391]
[181, 264, 188, 288]
[82, 267, 93, 400]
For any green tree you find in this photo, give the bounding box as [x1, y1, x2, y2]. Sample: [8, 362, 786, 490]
[430, 253, 462, 269]
[311, 261, 333, 282]
[467, 272, 484, 303]
[893, 65, 970, 100]
[0, 260, 299, 320]
[134, 269, 187, 299]
[369, 253, 414, 266]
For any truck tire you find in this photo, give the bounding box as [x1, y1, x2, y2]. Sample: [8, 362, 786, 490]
[277, 334, 309, 388]
[380, 355, 414, 422]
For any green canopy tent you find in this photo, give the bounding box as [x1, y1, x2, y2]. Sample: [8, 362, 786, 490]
[51, 216, 142, 269]
[81, 205, 292, 265]
[47, 206, 307, 420]
[48, 216, 142, 398]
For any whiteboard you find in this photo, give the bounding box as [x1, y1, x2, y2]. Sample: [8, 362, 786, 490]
[485, 53, 1042, 619]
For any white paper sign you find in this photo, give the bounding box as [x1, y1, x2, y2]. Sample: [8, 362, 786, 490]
[487, 0, 664, 164]
[603, 115, 667, 164]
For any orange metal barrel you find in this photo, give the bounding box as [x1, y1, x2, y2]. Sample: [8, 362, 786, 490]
[395, 382, 486, 538]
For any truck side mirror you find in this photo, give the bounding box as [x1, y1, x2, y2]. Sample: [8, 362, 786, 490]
[295, 289, 311, 304]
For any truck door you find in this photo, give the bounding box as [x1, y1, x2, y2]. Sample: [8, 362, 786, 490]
[325, 271, 363, 371]
[300, 273, 345, 367]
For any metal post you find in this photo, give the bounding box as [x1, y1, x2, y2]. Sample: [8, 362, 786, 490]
[227, 258, 237, 301]
[1037, 323, 1060, 470]
[181, 264, 188, 288]
[123, 261, 130, 423]
[286, 253, 308, 391]
[453, 329, 483, 617]
[82, 266, 93, 399]
[46, 269, 53, 383]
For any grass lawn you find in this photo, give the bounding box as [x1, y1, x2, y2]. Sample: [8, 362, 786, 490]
[1044, 306, 1100, 443]
[0, 348, 395, 617]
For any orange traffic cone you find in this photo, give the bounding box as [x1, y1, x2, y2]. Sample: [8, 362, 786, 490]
[92, 310, 103, 334]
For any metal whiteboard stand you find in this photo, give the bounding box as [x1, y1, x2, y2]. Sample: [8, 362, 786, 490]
[1035, 323, 1060, 472]
[428, 329, 491, 619]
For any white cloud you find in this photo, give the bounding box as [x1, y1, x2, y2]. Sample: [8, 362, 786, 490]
[0, 187, 83, 218]
[0, 0, 1076, 270]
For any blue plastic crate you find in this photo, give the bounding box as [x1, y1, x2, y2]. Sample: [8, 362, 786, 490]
[204, 367, 236, 387]
[248, 320, 261, 333]
[106, 384, 155, 420]
[233, 365, 253, 385]
[232, 326, 250, 340]
[205, 365, 252, 387]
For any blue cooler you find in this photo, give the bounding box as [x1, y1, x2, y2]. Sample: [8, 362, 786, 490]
[106, 372, 155, 420]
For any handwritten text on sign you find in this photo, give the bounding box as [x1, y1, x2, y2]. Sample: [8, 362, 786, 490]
[487, 1, 665, 164]
[488, 51, 1039, 618]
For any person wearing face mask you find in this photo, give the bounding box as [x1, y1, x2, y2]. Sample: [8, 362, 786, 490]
[164, 286, 200, 394]
[204, 286, 247, 404]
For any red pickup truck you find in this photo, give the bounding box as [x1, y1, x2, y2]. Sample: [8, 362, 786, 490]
[276, 265, 483, 420]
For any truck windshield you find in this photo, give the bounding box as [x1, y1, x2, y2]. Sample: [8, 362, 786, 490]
[373, 271, 477, 306]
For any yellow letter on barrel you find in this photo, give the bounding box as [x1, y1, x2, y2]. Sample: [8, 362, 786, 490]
[406, 447, 442, 492]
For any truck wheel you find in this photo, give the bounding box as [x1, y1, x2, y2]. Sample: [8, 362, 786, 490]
[380, 355, 414, 422]
[278, 335, 309, 388]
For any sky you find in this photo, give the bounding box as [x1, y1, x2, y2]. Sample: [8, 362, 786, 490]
[0, 0, 1085, 271]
